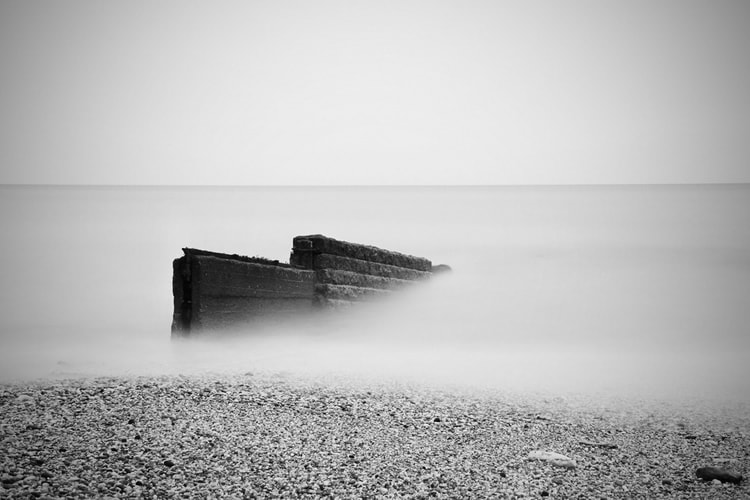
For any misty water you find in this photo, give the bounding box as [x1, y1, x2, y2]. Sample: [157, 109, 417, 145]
[1, 185, 749, 401]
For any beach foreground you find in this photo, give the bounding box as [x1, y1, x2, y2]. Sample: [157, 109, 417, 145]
[1, 373, 748, 499]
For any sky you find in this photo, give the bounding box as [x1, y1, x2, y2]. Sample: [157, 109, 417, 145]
[1, 0, 749, 186]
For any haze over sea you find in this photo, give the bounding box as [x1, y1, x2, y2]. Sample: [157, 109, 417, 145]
[1, 185, 749, 402]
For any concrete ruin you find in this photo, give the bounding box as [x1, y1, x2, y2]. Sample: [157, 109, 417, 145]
[171, 235, 439, 336]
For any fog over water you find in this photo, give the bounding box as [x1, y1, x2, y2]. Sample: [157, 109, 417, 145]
[1, 185, 749, 401]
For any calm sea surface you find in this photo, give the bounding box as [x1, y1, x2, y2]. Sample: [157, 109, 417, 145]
[1, 185, 749, 399]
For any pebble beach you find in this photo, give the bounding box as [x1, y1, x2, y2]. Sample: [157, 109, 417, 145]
[1, 372, 749, 499]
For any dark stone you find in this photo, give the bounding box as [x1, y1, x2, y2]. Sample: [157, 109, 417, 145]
[172, 253, 317, 335]
[313, 254, 431, 280]
[163, 459, 175, 467]
[541, 491, 549, 497]
[695, 466, 742, 484]
[174, 235, 443, 334]
[315, 281, 395, 303]
[292, 234, 432, 271]
[315, 268, 413, 290]
[182, 248, 284, 266]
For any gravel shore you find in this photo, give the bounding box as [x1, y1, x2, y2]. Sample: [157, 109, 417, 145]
[1, 373, 748, 499]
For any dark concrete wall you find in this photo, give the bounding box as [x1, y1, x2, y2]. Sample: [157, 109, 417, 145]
[172, 236, 433, 335]
[291, 234, 431, 272]
[291, 235, 432, 309]
[172, 250, 316, 336]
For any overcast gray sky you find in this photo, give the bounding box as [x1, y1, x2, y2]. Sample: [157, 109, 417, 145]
[1, 0, 748, 185]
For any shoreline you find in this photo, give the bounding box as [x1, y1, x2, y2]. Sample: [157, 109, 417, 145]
[2, 372, 748, 498]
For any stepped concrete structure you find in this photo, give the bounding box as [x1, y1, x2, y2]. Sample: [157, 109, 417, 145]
[171, 235, 441, 336]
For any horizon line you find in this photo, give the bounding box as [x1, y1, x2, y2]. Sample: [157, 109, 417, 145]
[2, 181, 749, 189]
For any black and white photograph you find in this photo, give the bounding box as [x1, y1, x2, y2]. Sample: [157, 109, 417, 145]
[1, 1, 749, 498]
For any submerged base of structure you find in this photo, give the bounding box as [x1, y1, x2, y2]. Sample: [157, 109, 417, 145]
[172, 234, 437, 336]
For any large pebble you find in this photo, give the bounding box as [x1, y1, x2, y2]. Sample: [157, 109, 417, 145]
[527, 451, 576, 469]
[695, 466, 742, 484]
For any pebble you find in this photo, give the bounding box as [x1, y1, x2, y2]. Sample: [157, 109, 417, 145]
[1, 373, 748, 499]
[527, 451, 577, 469]
[696, 466, 743, 484]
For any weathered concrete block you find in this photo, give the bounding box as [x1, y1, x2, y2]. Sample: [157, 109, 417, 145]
[196, 256, 315, 299]
[172, 249, 316, 336]
[313, 297, 356, 309]
[173, 236, 440, 335]
[291, 234, 431, 271]
[314, 284, 392, 302]
[315, 268, 413, 290]
[171, 257, 190, 334]
[197, 297, 316, 330]
[312, 254, 432, 280]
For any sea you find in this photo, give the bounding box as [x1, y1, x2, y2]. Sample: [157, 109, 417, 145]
[1, 184, 749, 401]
